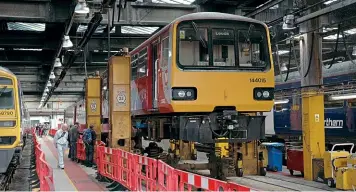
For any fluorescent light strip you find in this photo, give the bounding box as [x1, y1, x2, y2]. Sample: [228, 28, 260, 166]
[330, 94, 356, 101]
[274, 99, 289, 104]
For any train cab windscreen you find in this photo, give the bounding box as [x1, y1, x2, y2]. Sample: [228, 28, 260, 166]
[0, 87, 14, 109]
[177, 20, 270, 70]
[0, 77, 14, 110]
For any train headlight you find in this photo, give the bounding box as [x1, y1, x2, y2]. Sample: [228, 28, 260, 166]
[177, 90, 186, 97]
[253, 88, 274, 100]
[256, 91, 262, 98]
[263, 91, 270, 98]
[172, 88, 197, 100]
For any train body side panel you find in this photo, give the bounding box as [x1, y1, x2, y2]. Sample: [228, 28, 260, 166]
[273, 102, 356, 139]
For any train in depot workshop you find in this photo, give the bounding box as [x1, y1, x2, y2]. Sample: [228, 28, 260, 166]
[267, 60, 356, 150]
[0, 66, 31, 189]
[65, 12, 275, 179]
[121, 12, 275, 179]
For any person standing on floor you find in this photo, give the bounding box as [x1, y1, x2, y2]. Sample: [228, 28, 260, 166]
[69, 124, 79, 161]
[53, 123, 69, 169]
[67, 125, 72, 159]
[35, 124, 40, 136]
[82, 124, 96, 167]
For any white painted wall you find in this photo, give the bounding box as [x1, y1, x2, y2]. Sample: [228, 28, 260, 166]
[30, 114, 64, 129]
[30, 116, 50, 123]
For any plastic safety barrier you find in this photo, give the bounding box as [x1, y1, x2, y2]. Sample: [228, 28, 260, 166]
[95, 145, 255, 191]
[76, 137, 86, 161]
[76, 137, 105, 163]
[32, 129, 55, 191]
[48, 129, 57, 137]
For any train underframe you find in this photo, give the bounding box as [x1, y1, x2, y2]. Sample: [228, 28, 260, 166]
[132, 110, 269, 179]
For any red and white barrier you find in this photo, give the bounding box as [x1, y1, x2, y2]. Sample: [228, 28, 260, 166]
[32, 129, 55, 191]
[95, 145, 256, 191]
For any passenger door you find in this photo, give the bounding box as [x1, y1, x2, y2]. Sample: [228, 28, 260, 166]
[152, 42, 159, 108]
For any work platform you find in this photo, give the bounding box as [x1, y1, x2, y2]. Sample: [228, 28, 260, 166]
[37, 136, 106, 191]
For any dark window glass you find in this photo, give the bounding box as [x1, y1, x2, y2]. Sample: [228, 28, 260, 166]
[0, 77, 12, 85]
[237, 29, 268, 68]
[162, 37, 169, 68]
[138, 48, 147, 78]
[131, 54, 138, 80]
[212, 28, 235, 66]
[324, 99, 343, 108]
[0, 87, 14, 109]
[178, 27, 209, 66]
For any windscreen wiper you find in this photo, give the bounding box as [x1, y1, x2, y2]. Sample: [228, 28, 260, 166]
[0, 86, 7, 97]
[191, 21, 207, 48]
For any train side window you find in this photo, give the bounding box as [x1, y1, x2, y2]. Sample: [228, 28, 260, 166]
[138, 48, 148, 78]
[275, 104, 283, 112]
[131, 54, 138, 80]
[347, 99, 356, 107]
[324, 100, 343, 108]
[161, 37, 169, 68]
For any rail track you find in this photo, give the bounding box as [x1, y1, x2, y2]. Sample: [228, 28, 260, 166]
[0, 155, 20, 191]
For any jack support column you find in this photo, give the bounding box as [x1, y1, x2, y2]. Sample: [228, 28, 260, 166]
[299, 4, 325, 180]
[108, 56, 131, 151]
[85, 76, 102, 141]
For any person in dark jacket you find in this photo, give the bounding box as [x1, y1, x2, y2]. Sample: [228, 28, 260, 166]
[83, 125, 96, 167]
[35, 124, 40, 136]
[68, 124, 79, 161]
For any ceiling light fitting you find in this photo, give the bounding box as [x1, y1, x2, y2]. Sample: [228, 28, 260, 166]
[282, 14, 295, 30]
[75, 0, 90, 14]
[54, 58, 62, 67]
[63, 35, 73, 48]
[49, 72, 55, 79]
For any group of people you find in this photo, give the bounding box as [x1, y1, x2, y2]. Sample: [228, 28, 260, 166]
[52, 123, 164, 170]
[35, 123, 50, 137]
[53, 123, 97, 169]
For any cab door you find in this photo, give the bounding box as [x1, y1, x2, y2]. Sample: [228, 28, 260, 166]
[151, 41, 159, 108]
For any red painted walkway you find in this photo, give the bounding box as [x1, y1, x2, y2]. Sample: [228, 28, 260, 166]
[44, 138, 106, 191]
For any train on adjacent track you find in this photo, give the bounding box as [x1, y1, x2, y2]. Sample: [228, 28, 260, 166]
[0, 66, 30, 176]
[268, 60, 356, 147]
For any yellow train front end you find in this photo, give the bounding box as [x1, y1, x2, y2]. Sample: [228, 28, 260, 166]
[168, 15, 274, 143]
[0, 70, 21, 149]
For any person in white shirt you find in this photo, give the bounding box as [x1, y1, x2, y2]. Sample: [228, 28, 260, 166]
[53, 124, 69, 169]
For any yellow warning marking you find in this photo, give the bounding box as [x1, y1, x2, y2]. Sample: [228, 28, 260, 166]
[63, 170, 78, 192]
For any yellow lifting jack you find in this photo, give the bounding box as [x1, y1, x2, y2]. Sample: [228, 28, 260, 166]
[211, 139, 267, 179]
[169, 140, 197, 161]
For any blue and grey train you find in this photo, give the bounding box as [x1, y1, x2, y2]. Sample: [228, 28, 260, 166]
[270, 60, 356, 147]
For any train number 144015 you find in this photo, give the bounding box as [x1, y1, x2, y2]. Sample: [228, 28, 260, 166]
[249, 78, 267, 83]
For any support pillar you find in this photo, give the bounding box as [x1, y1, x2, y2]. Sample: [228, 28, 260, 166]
[85, 75, 102, 141]
[299, 2, 325, 180]
[108, 56, 131, 151]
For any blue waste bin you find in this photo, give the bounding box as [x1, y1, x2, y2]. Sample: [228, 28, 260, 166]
[263, 142, 284, 172]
